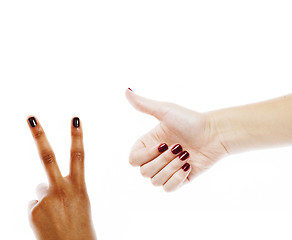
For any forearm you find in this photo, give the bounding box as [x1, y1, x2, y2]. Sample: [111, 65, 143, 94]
[207, 94, 292, 154]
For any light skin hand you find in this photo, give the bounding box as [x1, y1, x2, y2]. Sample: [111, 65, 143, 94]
[125, 89, 229, 191]
[126, 89, 292, 192]
[27, 116, 97, 240]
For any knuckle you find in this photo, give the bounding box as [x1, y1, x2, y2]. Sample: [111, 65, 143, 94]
[129, 157, 137, 166]
[71, 150, 84, 162]
[163, 185, 174, 192]
[162, 102, 175, 113]
[160, 154, 171, 165]
[140, 166, 150, 178]
[40, 151, 55, 164]
[151, 177, 161, 186]
[128, 152, 138, 166]
[71, 129, 82, 137]
[33, 129, 43, 139]
[172, 174, 184, 186]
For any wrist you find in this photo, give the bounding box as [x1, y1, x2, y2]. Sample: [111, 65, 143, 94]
[205, 108, 244, 155]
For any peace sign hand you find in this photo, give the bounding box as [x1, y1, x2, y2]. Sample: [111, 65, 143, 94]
[27, 116, 96, 240]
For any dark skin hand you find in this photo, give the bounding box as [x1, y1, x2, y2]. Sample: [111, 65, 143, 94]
[27, 116, 97, 240]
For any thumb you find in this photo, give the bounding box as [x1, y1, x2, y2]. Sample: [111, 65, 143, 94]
[125, 88, 169, 120]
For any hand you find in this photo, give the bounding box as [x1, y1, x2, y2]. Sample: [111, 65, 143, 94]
[27, 116, 96, 240]
[125, 89, 229, 192]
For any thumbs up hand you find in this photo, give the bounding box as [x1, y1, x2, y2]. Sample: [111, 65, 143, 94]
[125, 88, 230, 192]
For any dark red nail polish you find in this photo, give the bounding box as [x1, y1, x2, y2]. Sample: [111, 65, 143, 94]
[171, 144, 182, 154]
[73, 117, 80, 128]
[182, 163, 190, 171]
[158, 143, 168, 153]
[128, 88, 133, 92]
[179, 151, 189, 161]
[28, 117, 37, 127]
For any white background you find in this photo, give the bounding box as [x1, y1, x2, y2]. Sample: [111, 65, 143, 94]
[0, 0, 292, 239]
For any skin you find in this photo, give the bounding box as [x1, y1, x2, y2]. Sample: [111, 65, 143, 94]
[27, 117, 97, 240]
[125, 89, 292, 192]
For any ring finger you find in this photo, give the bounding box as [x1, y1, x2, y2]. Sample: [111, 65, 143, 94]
[151, 150, 190, 186]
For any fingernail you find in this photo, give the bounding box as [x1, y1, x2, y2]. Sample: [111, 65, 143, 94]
[182, 163, 190, 171]
[171, 144, 182, 154]
[158, 143, 168, 153]
[128, 88, 133, 92]
[179, 151, 189, 161]
[73, 117, 80, 128]
[28, 117, 37, 127]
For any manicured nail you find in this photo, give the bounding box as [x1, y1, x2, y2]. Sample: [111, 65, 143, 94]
[179, 151, 189, 161]
[171, 144, 182, 154]
[28, 117, 37, 127]
[73, 117, 80, 128]
[182, 163, 190, 171]
[158, 143, 168, 153]
[128, 88, 133, 92]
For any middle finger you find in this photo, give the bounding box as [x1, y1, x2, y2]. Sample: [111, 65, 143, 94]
[140, 144, 183, 178]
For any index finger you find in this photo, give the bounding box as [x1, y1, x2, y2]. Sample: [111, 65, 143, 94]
[27, 116, 62, 185]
